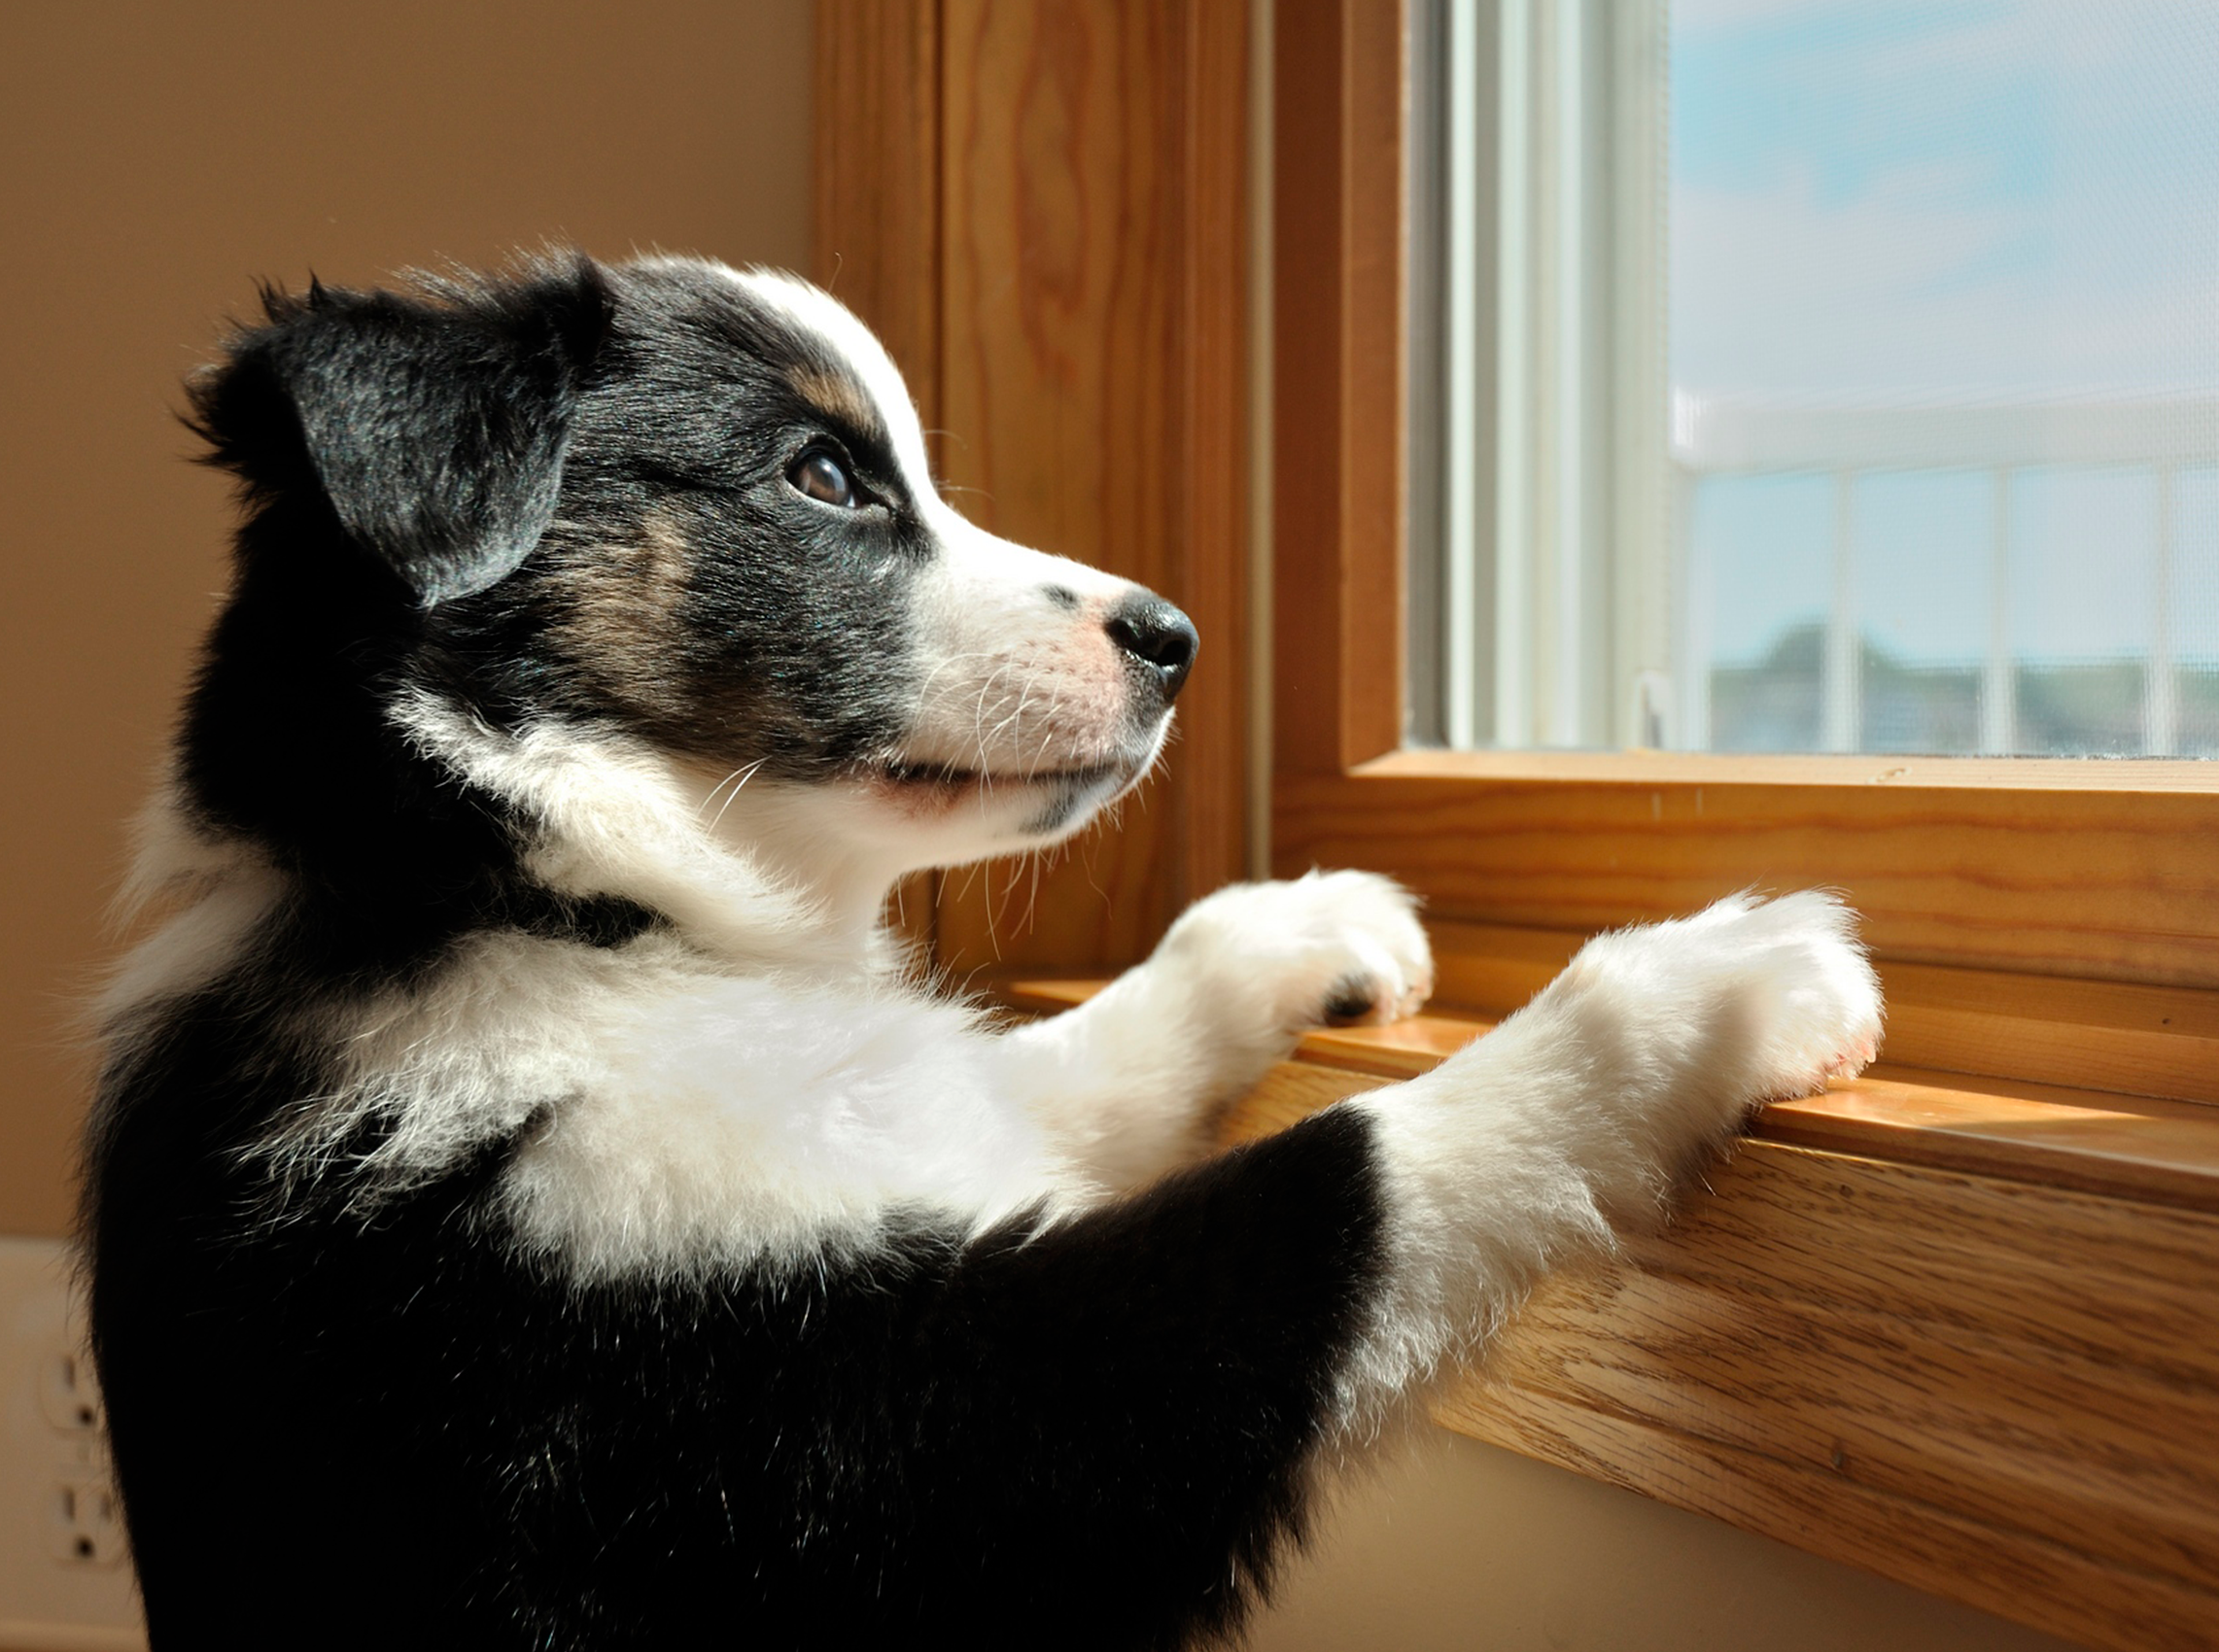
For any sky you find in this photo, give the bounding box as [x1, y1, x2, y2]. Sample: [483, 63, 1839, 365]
[1669, 0, 2219, 692]
[1671, 0, 2219, 401]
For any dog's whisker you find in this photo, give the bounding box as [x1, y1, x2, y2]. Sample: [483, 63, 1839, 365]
[695, 765, 752, 820]
[706, 759, 769, 833]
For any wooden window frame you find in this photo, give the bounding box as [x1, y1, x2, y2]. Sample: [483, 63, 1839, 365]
[1266, 8, 2219, 1647]
[816, 0, 1252, 977]
[823, 5, 2219, 1647]
[1273, 0, 2219, 1001]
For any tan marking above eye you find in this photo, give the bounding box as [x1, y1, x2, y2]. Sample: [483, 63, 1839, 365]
[786, 365, 884, 438]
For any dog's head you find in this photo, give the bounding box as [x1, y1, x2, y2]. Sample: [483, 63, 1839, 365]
[187, 253, 1195, 885]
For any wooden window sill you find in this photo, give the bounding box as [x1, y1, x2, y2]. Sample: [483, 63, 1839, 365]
[995, 975, 2219, 1652]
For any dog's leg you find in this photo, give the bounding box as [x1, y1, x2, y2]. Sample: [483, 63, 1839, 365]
[995, 871, 1434, 1191]
[775, 894, 1876, 1643]
[1336, 889, 1882, 1416]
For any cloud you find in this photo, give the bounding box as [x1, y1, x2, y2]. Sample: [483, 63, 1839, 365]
[1668, 0, 2219, 399]
[1672, 171, 2219, 397]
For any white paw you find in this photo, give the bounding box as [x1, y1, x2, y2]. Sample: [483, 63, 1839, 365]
[1156, 871, 1435, 1033]
[1515, 891, 1883, 1211]
[1342, 893, 1881, 1395]
[1559, 889, 1882, 1105]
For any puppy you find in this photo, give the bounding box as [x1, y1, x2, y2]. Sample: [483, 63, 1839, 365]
[88, 253, 1881, 1650]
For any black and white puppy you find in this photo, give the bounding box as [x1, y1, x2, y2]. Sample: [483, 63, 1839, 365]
[88, 253, 1881, 1650]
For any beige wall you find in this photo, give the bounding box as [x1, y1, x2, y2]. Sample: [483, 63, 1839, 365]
[0, 0, 814, 1236]
[1252, 1432, 2088, 1652]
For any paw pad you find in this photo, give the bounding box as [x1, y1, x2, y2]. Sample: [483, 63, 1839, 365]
[1322, 974, 1381, 1024]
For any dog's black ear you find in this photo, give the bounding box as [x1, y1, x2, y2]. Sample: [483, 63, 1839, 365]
[191, 257, 616, 606]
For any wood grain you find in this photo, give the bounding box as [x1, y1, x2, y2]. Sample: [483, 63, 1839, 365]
[1458, 1383, 2219, 1652]
[816, 0, 945, 962]
[1294, 1038, 2219, 1210]
[815, 0, 942, 412]
[925, 0, 1250, 976]
[1875, 964, 2219, 1108]
[1369, 746, 2219, 792]
[1445, 1143, 2219, 1652]
[1763, 1070, 2219, 1209]
[1173, 0, 1253, 905]
[1416, 920, 2219, 1108]
[1205, 1056, 2219, 1651]
[1272, 0, 1405, 776]
[998, 970, 2219, 1206]
[1276, 765, 2219, 989]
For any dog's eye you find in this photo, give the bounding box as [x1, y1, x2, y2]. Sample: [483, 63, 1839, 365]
[789, 449, 859, 509]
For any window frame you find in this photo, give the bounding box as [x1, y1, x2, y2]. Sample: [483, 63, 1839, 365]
[816, 0, 1253, 976]
[1261, 17, 2219, 1643]
[1272, 0, 2219, 1021]
[822, 5, 2219, 1643]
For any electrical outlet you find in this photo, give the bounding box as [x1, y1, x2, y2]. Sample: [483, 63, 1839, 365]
[38, 1349, 103, 1437]
[0, 1236, 145, 1650]
[48, 1476, 126, 1570]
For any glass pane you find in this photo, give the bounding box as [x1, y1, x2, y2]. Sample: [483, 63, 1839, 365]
[1670, 0, 2219, 757]
[1854, 472, 1988, 756]
[1406, 0, 2219, 754]
[1689, 472, 1830, 752]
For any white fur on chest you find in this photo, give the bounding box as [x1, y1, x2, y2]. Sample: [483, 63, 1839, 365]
[275, 931, 1078, 1279]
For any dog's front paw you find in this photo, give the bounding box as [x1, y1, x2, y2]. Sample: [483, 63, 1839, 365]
[1503, 891, 1882, 1223]
[1345, 895, 1880, 1392]
[1698, 888, 1884, 1092]
[1556, 890, 1882, 1113]
[1157, 871, 1434, 1033]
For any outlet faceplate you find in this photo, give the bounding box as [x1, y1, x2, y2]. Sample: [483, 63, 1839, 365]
[0, 1236, 144, 1651]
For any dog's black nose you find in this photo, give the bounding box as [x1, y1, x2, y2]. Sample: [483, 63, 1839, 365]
[1105, 595, 1199, 706]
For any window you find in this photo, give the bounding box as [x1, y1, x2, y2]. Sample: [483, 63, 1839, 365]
[1268, 14, 2219, 1639]
[1276, 0, 2219, 997]
[820, 8, 2219, 1640]
[1406, 0, 2219, 759]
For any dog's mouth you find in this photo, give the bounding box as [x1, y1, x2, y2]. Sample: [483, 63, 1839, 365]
[864, 716, 1170, 831]
[874, 758, 1123, 791]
